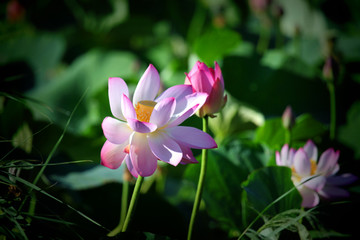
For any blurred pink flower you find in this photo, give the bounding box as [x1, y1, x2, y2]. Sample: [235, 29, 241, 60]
[101, 64, 217, 177]
[185, 61, 227, 118]
[281, 105, 295, 130]
[276, 140, 357, 208]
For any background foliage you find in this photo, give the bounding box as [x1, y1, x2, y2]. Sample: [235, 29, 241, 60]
[1, 0, 360, 239]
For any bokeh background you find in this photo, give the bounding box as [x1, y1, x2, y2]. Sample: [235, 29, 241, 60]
[1, 0, 360, 239]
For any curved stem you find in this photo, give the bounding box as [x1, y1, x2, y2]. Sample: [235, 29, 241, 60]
[107, 179, 129, 237]
[187, 116, 209, 240]
[121, 175, 144, 232]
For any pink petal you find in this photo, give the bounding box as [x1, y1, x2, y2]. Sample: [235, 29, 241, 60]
[198, 62, 215, 86]
[294, 148, 311, 176]
[149, 97, 176, 128]
[187, 61, 201, 76]
[167, 126, 217, 149]
[167, 104, 199, 128]
[108, 77, 129, 121]
[127, 118, 157, 133]
[173, 92, 208, 117]
[318, 185, 350, 199]
[280, 144, 289, 166]
[133, 64, 160, 105]
[275, 151, 282, 166]
[304, 140, 318, 161]
[129, 132, 158, 177]
[214, 62, 224, 88]
[288, 148, 296, 166]
[316, 149, 339, 176]
[326, 173, 358, 186]
[186, 68, 213, 94]
[148, 131, 183, 166]
[155, 84, 193, 103]
[121, 94, 136, 119]
[303, 175, 326, 191]
[101, 140, 128, 169]
[125, 155, 138, 178]
[299, 186, 320, 208]
[102, 117, 132, 144]
[202, 76, 225, 115]
[179, 144, 198, 164]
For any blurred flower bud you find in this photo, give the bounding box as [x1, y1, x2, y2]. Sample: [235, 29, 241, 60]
[323, 56, 339, 82]
[249, 0, 272, 13]
[7, 0, 25, 23]
[282, 105, 295, 130]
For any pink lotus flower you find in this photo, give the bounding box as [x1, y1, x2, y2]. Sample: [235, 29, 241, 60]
[101, 64, 217, 177]
[276, 140, 357, 208]
[185, 61, 227, 118]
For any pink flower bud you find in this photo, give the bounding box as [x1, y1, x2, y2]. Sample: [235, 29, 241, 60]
[282, 105, 295, 130]
[185, 61, 227, 118]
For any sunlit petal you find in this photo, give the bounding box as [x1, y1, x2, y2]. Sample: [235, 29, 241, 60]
[130, 132, 158, 177]
[100, 140, 128, 169]
[148, 131, 183, 166]
[133, 64, 160, 104]
[150, 97, 176, 128]
[155, 84, 193, 103]
[167, 126, 217, 149]
[127, 118, 157, 133]
[121, 94, 137, 119]
[102, 117, 132, 144]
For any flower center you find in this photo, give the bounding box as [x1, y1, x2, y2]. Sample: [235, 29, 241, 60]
[135, 100, 156, 122]
[310, 159, 317, 175]
[291, 159, 318, 184]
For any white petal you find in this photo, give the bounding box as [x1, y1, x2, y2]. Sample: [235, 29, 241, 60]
[298, 186, 320, 208]
[148, 131, 183, 166]
[173, 92, 208, 117]
[155, 84, 193, 103]
[317, 149, 339, 176]
[304, 140, 318, 161]
[167, 104, 199, 128]
[133, 64, 160, 105]
[108, 77, 129, 121]
[127, 118, 157, 133]
[280, 144, 289, 166]
[149, 97, 176, 128]
[129, 132, 158, 177]
[121, 94, 136, 119]
[293, 148, 311, 176]
[167, 126, 217, 149]
[102, 117, 132, 144]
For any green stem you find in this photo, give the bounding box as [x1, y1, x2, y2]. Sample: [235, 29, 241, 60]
[328, 82, 336, 140]
[107, 179, 129, 237]
[256, 27, 270, 54]
[285, 129, 291, 146]
[121, 175, 144, 232]
[187, 116, 209, 240]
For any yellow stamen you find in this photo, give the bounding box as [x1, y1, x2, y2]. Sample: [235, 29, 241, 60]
[135, 100, 156, 122]
[310, 159, 317, 175]
[291, 159, 318, 183]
